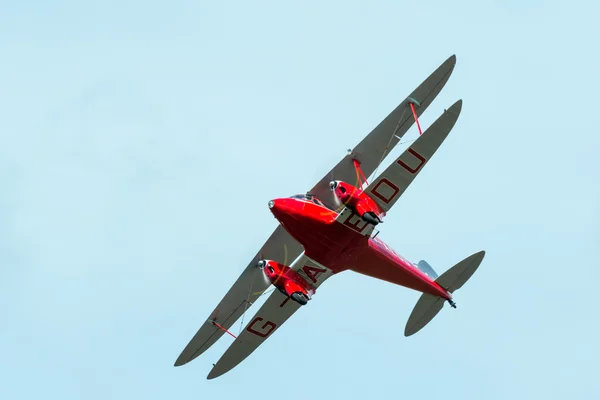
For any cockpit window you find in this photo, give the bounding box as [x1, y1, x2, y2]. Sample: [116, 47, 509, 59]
[289, 194, 325, 207]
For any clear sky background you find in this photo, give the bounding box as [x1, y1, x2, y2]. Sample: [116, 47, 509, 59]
[1, 1, 599, 399]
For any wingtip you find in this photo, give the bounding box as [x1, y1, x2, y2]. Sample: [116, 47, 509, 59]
[446, 99, 462, 115]
[173, 355, 188, 367]
[207, 360, 236, 380]
[404, 326, 417, 337]
[445, 54, 457, 67]
[206, 369, 220, 380]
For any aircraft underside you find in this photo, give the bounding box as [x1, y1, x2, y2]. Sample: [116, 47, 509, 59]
[270, 196, 451, 300]
[174, 54, 485, 380]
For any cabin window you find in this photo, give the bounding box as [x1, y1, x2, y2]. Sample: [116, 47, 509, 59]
[289, 194, 326, 208]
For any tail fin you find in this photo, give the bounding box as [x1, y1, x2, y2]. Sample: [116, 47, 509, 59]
[416, 260, 438, 279]
[404, 250, 485, 337]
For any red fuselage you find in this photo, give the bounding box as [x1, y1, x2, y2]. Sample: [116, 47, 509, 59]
[269, 196, 451, 300]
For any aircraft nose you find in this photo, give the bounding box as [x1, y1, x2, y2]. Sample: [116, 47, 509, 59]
[268, 198, 288, 219]
[268, 199, 281, 216]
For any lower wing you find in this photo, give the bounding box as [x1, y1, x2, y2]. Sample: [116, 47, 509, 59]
[365, 99, 462, 213]
[207, 254, 333, 379]
[308, 55, 457, 208]
[174, 225, 303, 367]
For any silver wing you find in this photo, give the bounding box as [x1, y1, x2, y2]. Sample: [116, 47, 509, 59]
[207, 255, 333, 379]
[365, 100, 462, 213]
[309, 55, 457, 208]
[174, 225, 303, 366]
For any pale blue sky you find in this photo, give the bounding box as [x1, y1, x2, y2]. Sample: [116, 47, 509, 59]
[1, 1, 599, 399]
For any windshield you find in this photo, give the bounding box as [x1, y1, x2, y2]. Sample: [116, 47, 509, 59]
[289, 194, 325, 207]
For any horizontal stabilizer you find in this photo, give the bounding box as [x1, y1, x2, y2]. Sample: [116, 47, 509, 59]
[404, 293, 444, 336]
[405, 251, 486, 336]
[435, 250, 485, 293]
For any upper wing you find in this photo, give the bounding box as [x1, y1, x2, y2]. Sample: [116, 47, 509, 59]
[309, 55, 456, 208]
[207, 255, 333, 379]
[365, 99, 462, 213]
[174, 225, 303, 367]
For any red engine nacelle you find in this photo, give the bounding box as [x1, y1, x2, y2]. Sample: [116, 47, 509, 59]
[259, 260, 315, 305]
[329, 180, 385, 225]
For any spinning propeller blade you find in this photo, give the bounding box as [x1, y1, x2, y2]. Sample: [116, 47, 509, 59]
[249, 259, 272, 296]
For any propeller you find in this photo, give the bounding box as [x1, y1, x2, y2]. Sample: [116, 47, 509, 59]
[329, 181, 345, 211]
[249, 259, 272, 296]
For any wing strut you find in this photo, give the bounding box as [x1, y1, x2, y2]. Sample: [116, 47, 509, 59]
[211, 321, 238, 339]
[237, 278, 276, 335]
[363, 99, 425, 189]
[408, 99, 424, 136]
[352, 158, 369, 189]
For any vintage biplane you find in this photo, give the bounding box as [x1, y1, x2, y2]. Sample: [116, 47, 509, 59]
[175, 55, 485, 379]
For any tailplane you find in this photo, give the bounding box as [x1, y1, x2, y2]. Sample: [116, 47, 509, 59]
[436, 250, 485, 293]
[404, 250, 485, 336]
